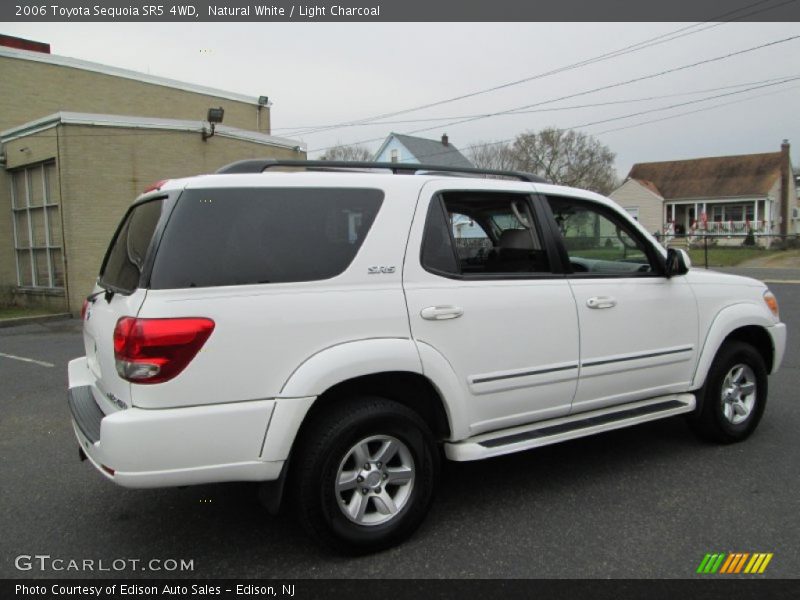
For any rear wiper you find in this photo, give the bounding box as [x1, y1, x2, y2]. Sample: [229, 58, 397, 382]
[95, 285, 116, 303]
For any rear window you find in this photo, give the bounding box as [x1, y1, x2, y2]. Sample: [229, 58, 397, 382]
[99, 198, 165, 293]
[148, 187, 383, 289]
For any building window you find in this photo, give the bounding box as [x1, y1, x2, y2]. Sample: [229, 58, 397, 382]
[10, 162, 65, 289]
[625, 206, 640, 221]
[390, 148, 399, 163]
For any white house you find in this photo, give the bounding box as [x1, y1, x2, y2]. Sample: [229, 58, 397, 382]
[611, 141, 797, 245]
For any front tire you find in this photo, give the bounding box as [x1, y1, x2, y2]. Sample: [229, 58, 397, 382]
[292, 396, 438, 553]
[690, 341, 768, 443]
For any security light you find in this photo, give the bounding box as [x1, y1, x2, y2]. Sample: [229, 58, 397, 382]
[258, 96, 269, 106]
[207, 107, 225, 123]
[202, 107, 224, 141]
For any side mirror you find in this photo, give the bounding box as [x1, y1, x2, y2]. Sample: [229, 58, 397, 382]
[665, 247, 690, 278]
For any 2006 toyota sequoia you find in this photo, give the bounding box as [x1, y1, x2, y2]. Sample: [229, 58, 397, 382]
[68, 160, 787, 552]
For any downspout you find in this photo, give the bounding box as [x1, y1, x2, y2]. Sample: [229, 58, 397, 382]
[55, 124, 71, 314]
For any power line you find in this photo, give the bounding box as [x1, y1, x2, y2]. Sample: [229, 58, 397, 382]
[272, 74, 796, 131]
[593, 85, 800, 136]
[309, 34, 800, 154]
[375, 77, 799, 165]
[286, 0, 797, 138]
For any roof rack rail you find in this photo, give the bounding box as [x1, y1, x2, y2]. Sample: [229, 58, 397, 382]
[215, 159, 548, 183]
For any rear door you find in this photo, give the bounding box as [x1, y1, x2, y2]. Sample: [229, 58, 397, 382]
[403, 181, 580, 437]
[81, 195, 168, 411]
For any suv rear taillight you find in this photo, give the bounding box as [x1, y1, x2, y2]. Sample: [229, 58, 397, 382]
[113, 317, 215, 384]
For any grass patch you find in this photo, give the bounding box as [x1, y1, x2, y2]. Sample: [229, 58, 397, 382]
[687, 247, 782, 267]
[0, 306, 59, 320]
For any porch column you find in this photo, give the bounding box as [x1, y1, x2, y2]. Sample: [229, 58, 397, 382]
[754, 200, 759, 228]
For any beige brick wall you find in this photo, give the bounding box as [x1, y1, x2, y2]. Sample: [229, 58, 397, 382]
[0, 55, 269, 133]
[1, 123, 303, 314]
[610, 179, 664, 235]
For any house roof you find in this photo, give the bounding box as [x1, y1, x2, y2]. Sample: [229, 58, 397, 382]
[0, 46, 263, 105]
[376, 133, 473, 168]
[626, 151, 784, 200]
[632, 178, 663, 197]
[0, 112, 304, 150]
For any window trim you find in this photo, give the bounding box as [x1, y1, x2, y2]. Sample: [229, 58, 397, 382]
[419, 190, 565, 281]
[542, 194, 666, 279]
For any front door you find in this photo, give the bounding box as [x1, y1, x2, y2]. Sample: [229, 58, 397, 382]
[544, 194, 699, 414]
[403, 182, 580, 437]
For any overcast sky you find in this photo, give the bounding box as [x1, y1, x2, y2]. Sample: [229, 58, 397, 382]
[4, 21, 799, 176]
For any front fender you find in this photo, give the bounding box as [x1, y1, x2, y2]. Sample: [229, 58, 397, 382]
[692, 302, 778, 390]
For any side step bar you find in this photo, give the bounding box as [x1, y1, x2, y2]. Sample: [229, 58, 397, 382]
[445, 394, 696, 461]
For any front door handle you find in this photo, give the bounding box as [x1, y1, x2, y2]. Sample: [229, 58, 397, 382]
[586, 296, 617, 309]
[421, 305, 464, 320]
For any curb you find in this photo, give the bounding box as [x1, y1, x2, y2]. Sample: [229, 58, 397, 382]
[0, 313, 73, 329]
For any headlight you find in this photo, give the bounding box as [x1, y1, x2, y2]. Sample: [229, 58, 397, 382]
[763, 290, 779, 320]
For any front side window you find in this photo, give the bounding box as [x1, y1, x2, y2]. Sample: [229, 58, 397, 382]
[10, 162, 65, 289]
[547, 195, 656, 276]
[149, 187, 383, 289]
[421, 191, 551, 277]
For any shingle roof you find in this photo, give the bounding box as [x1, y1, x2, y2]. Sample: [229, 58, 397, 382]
[627, 152, 784, 200]
[388, 133, 473, 168]
[632, 179, 663, 197]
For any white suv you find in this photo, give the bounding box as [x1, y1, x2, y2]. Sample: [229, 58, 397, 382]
[68, 160, 787, 552]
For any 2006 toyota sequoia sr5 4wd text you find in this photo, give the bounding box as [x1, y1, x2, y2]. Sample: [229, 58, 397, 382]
[68, 160, 787, 552]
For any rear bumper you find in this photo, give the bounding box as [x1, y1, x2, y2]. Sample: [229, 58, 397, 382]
[67, 357, 312, 489]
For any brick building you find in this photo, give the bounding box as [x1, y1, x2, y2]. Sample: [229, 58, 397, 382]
[0, 36, 305, 314]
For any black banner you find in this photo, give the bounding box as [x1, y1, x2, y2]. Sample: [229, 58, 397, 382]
[3, 0, 800, 22]
[4, 579, 800, 600]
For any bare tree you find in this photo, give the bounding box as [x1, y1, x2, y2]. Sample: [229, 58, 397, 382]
[511, 128, 618, 194]
[319, 143, 373, 162]
[467, 141, 517, 172]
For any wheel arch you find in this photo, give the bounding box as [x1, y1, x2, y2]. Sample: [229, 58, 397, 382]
[263, 369, 452, 515]
[692, 303, 777, 390]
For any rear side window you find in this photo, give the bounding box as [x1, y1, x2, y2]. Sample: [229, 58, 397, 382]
[99, 198, 165, 293]
[149, 187, 383, 289]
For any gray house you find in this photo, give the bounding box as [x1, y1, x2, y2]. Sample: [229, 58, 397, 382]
[373, 133, 473, 168]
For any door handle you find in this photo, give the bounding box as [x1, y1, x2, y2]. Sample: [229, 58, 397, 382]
[420, 305, 464, 321]
[586, 296, 617, 309]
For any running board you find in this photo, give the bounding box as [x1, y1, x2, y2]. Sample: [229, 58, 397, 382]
[445, 394, 696, 461]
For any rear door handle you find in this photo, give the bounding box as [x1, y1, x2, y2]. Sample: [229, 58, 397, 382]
[421, 305, 464, 320]
[586, 296, 617, 309]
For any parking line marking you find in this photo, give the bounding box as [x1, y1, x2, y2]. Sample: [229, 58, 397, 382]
[0, 352, 55, 368]
[761, 279, 800, 284]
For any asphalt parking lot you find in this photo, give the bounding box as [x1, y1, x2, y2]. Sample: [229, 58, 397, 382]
[1, 275, 798, 579]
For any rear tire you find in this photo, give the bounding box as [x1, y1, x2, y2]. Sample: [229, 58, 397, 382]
[291, 396, 438, 553]
[689, 341, 767, 443]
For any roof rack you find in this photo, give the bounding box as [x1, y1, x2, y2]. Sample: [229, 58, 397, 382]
[215, 159, 547, 183]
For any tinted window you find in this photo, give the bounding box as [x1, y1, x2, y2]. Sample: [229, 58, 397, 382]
[149, 188, 383, 289]
[547, 195, 655, 276]
[421, 199, 459, 275]
[421, 192, 551, 277]
[100, 198, 164, 293]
